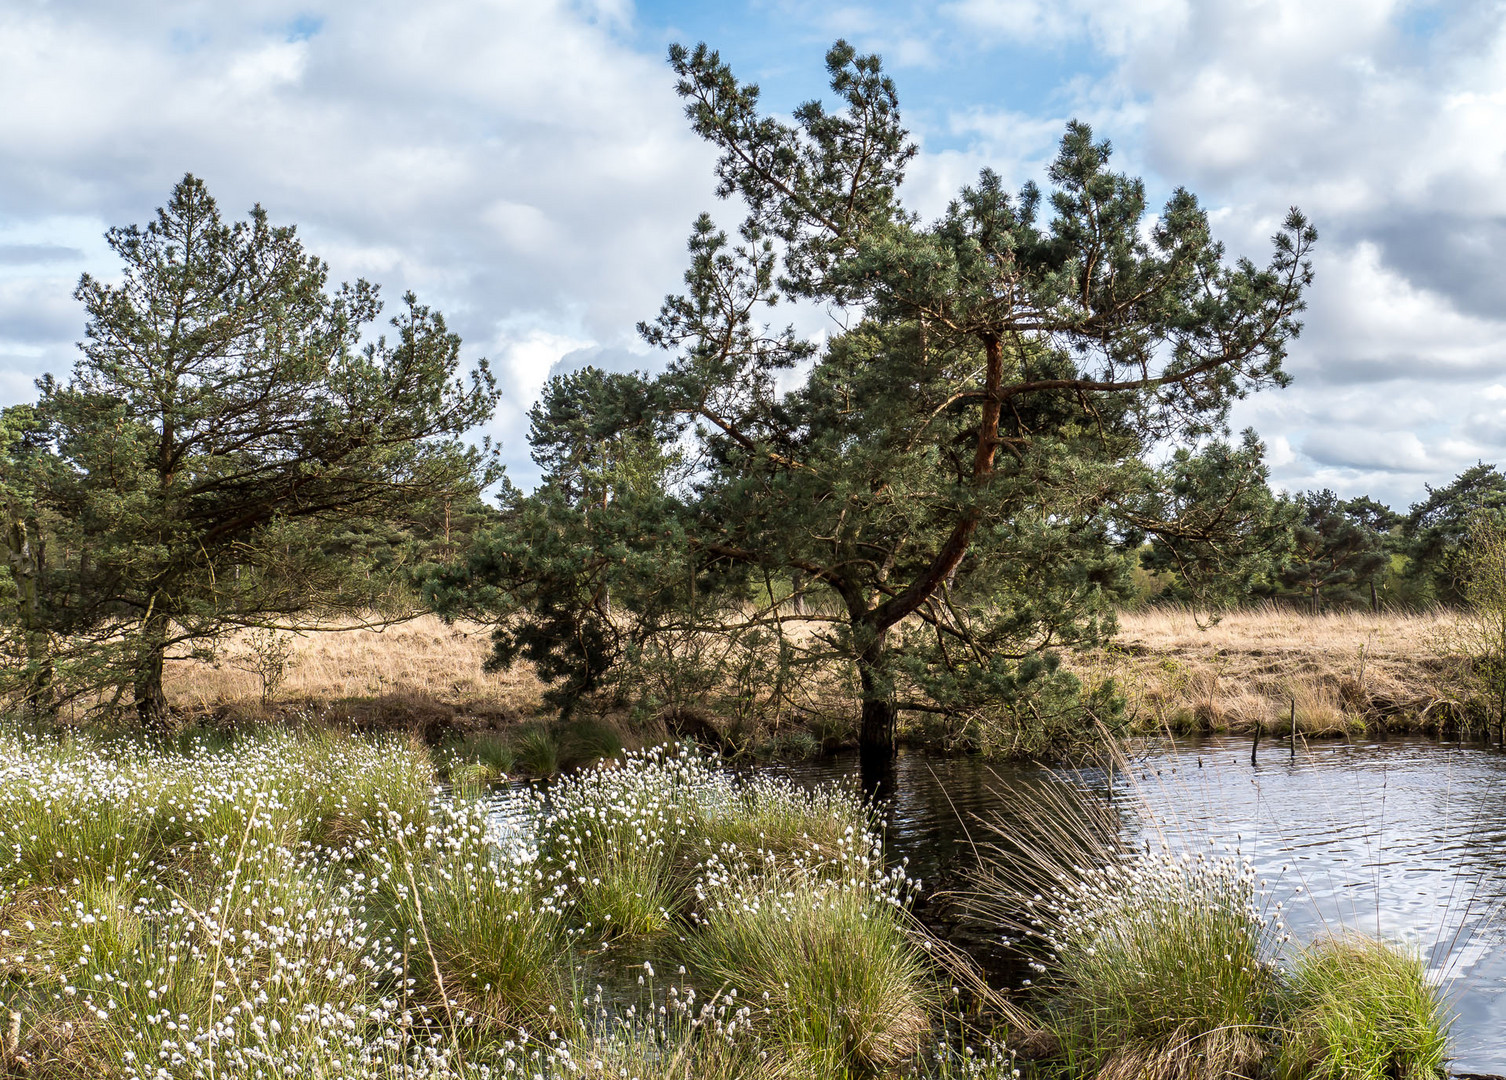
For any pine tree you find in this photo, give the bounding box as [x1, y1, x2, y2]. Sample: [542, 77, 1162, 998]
[440, 43, 1315, 775]
[29, 174, 500, 726]
[1, 404, 62, 714]
[1278, 489, 1389, 613]
[1403, 463, 1506, 604]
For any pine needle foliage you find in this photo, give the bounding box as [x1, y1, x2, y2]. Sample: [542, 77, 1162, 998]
[431, 41, 1317, 770]
[8, 174, 500, 727]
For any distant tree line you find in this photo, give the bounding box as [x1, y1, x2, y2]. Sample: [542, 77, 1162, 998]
[1137, 460, 1506, 615]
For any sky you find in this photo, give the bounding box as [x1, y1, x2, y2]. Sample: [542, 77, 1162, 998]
[2, 0, 1504, 510]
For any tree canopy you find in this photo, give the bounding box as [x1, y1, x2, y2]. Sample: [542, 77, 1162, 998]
[1402, 463, 1506, 604]
[433, 41, 1315, 775]
[4, 175, 500, 725]
[1277, 489, 1390, 613]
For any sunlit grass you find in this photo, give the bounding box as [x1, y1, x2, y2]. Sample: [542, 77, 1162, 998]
[2, 727, 1016, 1079]
[686, 865, 935, 1076]
[1275, 936, 1451, 1080]
[1040, 850, 1278, 1080]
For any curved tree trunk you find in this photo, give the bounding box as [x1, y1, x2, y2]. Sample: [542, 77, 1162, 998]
[854, 334, 1007, 785]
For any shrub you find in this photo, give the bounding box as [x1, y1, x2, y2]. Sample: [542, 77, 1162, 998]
[1034, 850, 1278, 1080]
[1275, 936, 1450, 1080]
[685, 866, 934, 1076]
[380, 798, 572, 1027]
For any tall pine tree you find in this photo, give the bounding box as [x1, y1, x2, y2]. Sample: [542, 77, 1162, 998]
[440, 43, 1316, 777]
[29, 175, 500, 726]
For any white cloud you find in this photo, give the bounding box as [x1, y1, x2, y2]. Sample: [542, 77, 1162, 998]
[990, 0, 1506, 508]
[4, 0, 1505, 512]
[1302, 429, 1434, 474]
[942, 0, 1186, 52]
[0, 0, 722, 480]
[1293, 242, 1506, 385]
[498, 328, 597, 404]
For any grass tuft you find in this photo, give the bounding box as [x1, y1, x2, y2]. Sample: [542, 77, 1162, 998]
[381, 798, 572, 1028]
[511, 722, 561, 776]
[1275, 936, 1451, 1080]
[1043, 851, 1277, 1080]
[685, 866, 935, 1075]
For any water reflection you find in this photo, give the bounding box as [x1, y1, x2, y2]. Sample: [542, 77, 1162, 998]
[777, 738, 1506, 1072]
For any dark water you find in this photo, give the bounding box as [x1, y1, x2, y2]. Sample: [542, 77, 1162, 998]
[773, 739, 1506, 1073]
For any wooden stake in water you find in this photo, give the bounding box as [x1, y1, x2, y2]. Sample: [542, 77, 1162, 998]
[1251, 723, 1260, 766]
[1290, 699, 1297, 763]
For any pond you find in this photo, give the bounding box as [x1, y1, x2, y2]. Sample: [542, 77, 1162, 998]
[772, 738, 1506, 1074]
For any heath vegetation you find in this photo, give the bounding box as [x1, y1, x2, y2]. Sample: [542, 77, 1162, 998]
[0, 724, 1456, 1080]
[0, 26, 1490, 1080]
[0, 728, 1035, 1080]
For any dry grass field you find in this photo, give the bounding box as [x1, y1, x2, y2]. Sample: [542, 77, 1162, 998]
[162, 615, 546, 730]
[159, 604, 1476, 740]
[1109, 604, 1467, 736]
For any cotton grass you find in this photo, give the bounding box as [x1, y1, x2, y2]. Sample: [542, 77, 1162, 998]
[0, 729, 990, 1079]
[1039, 849, 1278, 1080]
[965, 766, 1455, 1080]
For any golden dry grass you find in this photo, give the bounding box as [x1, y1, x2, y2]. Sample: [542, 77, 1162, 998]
[162, 615, 545, 726]
[156, 604, 1476, 739]
[1107, 603, 1467, 736]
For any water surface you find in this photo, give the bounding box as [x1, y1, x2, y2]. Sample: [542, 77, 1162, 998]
[776, 738, 1506, 1072]
[489, 738, 1506, 1071]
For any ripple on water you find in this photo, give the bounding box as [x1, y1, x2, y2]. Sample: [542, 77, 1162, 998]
[777, 738, 1506, 1073]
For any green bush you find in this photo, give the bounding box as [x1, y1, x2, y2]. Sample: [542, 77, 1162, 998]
[1037, 851, 1278, 1080]
[685, 867, 934, 1076]
[380, 799, 573, 1027]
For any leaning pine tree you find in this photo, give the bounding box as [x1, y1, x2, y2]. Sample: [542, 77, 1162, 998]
[26, 175, 500, 726]
[437, 42, 1315, 777]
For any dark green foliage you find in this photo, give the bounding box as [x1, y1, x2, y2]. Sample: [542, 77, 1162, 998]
[433, 42, 1315, 764]
[1278, 489, 1391, 613]
[1341, 495, 1403, 536]
[6, 175, 500, 724]
[1403, 463, 1506, 604]
[1, 404, 63, 714]
[425, 376, 691, 715]
[1138, 431, 1296, 610]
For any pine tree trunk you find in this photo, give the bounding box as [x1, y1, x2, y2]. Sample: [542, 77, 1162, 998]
[5, 515, 54, 717]
[21, 628, 53, 718]
[134, 610, 171, 730]
[857, 636, 897, 793]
